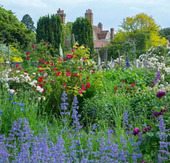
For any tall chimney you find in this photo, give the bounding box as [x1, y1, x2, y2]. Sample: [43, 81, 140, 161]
[57, 8, 66, 24]
[85, 9, 93, 25]
[110, 28, 114, 40]
[98, 22, 103, 31]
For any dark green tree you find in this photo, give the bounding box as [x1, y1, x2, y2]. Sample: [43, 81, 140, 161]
[0, 6, 35, 48]
[36, 14, 63, 51]
[72, 17, 94, 54]
[21, 14, 35, 32]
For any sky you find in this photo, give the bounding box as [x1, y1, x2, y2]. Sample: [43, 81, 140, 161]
[1, 0, 170, 32]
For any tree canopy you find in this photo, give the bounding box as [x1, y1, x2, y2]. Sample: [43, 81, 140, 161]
[21, 14, 35, 32]
[0, 6, 35, 48]
[72, 17, 94, 54]
[159, 27, 170, 42]
[106, 13, 167, 59]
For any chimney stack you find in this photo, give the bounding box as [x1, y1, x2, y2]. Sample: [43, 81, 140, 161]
[57, 8, 66, 24]
[110, 28, 114, 40]
[98, 22, 103, 31]
[85, 9, 93, 25]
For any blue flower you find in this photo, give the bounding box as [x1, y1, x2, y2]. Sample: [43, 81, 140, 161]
[19, 103, 24, 107]
[21, 108, 24, 111]
[91, 110, 95, 113]
[13, 102, 17, 105]
[13, 107, 15, 110]
[0, 109, 3, 114]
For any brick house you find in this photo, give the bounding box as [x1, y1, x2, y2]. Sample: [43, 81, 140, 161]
[56, 8, 114, 49]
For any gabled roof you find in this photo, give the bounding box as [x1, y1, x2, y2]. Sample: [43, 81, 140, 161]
[97, 30, 109, 40]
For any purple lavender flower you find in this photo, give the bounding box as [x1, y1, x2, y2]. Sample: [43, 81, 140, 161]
[72, 96, 82, 131]
[126, 59, 130, 67]
[123, 110, 129, 130]
[156, 91, 166, 99]
[153, 72, 161, 84]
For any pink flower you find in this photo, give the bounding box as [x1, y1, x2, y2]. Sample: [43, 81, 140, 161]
[72, 49, 74, 52]
[32, 45, 35, 48]
[79, 90, 83, 94]
[66, 72, 71, 76]
[39, 70, 43, 72]
[26, 51, 30, 55]
[45, 42, 49, 45]
[83, 58, 87, 61]
[82, 87, 86, 90]
[132, 128, 140, 135]
[66, 54, 73, 59]
[131, 83, 135, 87]
[15, 64, 19, 68]
[59, 58, 63, 62]
[63, 83, 66, 86]
[26, 56, 30, 60]
[53, 68, 57, 71]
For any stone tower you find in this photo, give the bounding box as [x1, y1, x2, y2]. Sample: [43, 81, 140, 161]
[85, 9, 93, 25]
[57, 8, 66, 24]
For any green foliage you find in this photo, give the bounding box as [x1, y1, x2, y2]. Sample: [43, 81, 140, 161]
[21, 14, 35, 32]
[36, 14, 63, 52]
[72, 17, 94, 55]
[0, 6, 35, 48]
[106, 13, 167, 59]
[159, 27, 170, 42]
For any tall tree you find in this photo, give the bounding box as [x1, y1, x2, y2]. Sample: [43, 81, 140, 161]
[36, 14, 63, 50]
[21, 14, 35, 32]
[159, 27, 170, 42]
[72, 17, 94, 54]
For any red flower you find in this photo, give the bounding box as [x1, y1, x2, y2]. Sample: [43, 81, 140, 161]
[66, 54, 73, 59]
[45, 42, 49, 45]
[51, 80, 54, 83]
[66, 72, 71, 76]
[86, 82, 90, 88]
[24, 70, 27, 73]
[39, 70, 44, 72]
[79, 67, 83, 70]
[72, 49, 74, 52]
[150, 83, 153, 86]
[19, 67, 22, 70]
[38, 77, 43, 82]
[122, 81, 125, 84]
[15, 64, 19, 68]
[26, 56, 30, 60]
[131, 83, 135, 87]
[32, 45, 35, 48]
[59, 58, 63, 62]
[46, 62, 49, 64]
[82, 87, 86, 90]
[43, 81, 46, 84]
[91, 71, 95, 74]
[39, 84, 43, 88]
[83, 58, 87, 61]
[64, 58, 66, 61]
[126, 87, 129, 90]
[114, 87, 118, 90]
[26, 51, 30, 55]
[51, 63, 54, 66]
[38, 65, 42, 68]
[74, 73, 78, 77]
[86, 76, 89, 79]
[56, 71, 61, 76]
[81, 84, 85, 87]
[79, 90, 83, 94]
[53, 68, 57, 71]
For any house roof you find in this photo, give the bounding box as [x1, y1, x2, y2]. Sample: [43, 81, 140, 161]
[97, 30, 109, 40]
[94, 40, 109, 49]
